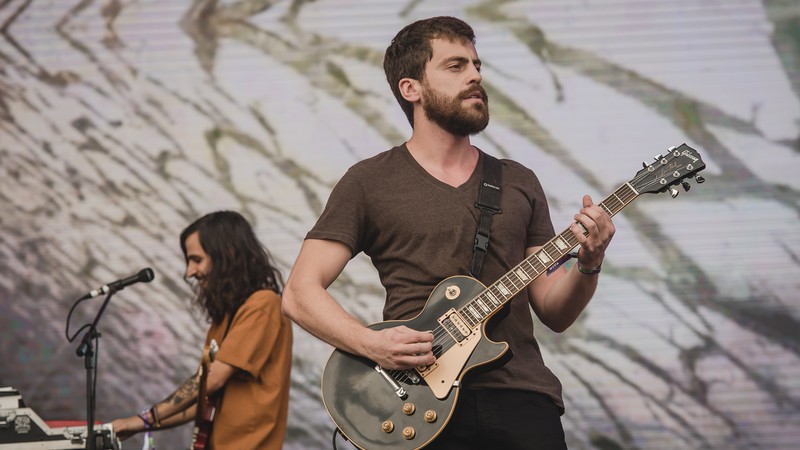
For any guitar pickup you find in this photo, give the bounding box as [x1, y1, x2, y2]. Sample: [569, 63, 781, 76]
[439, 310, 471, 343]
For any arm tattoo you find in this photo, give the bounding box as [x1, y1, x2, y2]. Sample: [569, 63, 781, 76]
[164, 375, 199, 405]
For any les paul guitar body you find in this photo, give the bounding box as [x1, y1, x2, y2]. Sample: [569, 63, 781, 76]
[321, 144, 706, 450]
[323, 276, 506, 449]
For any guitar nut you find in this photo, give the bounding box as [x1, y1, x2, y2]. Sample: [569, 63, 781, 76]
[381, 420, 394, 433]
[424, 410, 437, 423]
[402, 427, 416, 440]
[402, 403, 415, 415]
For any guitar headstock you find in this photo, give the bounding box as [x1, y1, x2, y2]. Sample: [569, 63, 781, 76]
[632, 144, 706, 197]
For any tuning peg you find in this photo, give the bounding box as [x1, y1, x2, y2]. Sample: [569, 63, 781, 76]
[670, 187, 679, 198]
[642, 161, 648, 168]
[681, 181, 691, 192]
[654, 154, 663, 161]
[695, 175, 705, 184]
[668, 145, 677, 151]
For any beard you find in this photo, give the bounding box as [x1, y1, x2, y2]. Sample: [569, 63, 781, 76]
[421, 82, 490, 136]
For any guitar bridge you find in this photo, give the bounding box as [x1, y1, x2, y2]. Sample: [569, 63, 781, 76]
[374, 365, 407, 399]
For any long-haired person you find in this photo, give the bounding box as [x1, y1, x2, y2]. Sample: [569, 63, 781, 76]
[113, 210, 292, 450]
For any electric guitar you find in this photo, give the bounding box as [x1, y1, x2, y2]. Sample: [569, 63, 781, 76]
[321, 144, 706, 449]
[190, 339, 219, 450]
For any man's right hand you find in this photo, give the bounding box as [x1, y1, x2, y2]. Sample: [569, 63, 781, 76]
[364, 325, 436, 370]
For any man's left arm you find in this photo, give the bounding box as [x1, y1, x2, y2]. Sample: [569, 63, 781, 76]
[528, 194, 615, 332]
[110, 361, 237, 440]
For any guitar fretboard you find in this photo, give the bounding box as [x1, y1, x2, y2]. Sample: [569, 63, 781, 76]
[456, 182, 640, 328]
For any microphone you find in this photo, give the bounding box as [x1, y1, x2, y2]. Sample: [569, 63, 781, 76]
[82, 268, 155, 299]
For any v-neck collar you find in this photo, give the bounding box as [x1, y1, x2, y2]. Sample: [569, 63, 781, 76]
[399, 143, 483, 192]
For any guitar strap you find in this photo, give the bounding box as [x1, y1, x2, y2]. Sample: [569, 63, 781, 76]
[208, 305, 240, 410]
[470, 153, 502, 278]
[222, 306, 239, 340]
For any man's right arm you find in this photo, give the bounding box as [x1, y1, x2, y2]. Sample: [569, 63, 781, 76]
[282, 238, 435, 370]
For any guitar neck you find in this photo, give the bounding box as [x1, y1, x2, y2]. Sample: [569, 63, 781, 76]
[456, 182, 640, 327]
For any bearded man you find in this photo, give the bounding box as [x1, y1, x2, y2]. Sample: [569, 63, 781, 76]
[283, 16, 615, 450]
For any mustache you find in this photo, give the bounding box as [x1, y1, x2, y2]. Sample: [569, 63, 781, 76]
[460, 86, 487, 101]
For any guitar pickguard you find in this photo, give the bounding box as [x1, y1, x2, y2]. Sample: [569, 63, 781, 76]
[417, 308, 483, 399]
[417, 327, 481, 399]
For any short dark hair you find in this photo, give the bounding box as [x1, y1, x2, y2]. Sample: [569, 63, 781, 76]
[180, 210, 284, 324]
[383, 16, 476, 127]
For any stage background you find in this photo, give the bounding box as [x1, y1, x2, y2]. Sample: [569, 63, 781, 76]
[1, 0, 799, 449]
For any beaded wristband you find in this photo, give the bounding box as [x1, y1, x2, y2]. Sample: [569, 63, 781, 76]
[576, 260, 601, 275]
[138, 409, 155, 450]
[138, 409, 150, 430]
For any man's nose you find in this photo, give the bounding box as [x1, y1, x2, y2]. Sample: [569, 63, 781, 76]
[467, 63, 482, 84]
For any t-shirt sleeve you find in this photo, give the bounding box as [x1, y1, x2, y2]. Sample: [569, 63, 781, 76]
[305, 167, 366, 256]
[214, 291, 284, 378]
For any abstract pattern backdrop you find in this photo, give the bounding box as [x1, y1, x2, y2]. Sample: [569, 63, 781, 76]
[1, 0, 798, 449]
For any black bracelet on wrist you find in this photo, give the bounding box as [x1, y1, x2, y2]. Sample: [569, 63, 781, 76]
[576, 260, 601, 275]
[149, 406, 161, 429]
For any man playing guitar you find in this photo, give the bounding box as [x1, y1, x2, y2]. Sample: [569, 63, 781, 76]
[112, 211, 292, 450]
[282, 16, 615, 450]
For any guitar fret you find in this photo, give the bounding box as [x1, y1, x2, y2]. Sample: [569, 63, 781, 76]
[490, 287, 505, 304]
[497, 282, 511, 297]
[469, 306, 480, 323]
[554, 235, 570, 251]
[612, 196, 623, 209]
[514, 268, 530, 282]
[504, 274, 522, 291]
[522, 260, 540, 280]
[468, 305, 481, 320]
[536, 249, 552, 265]
[531, 258, 547, 274]
[522, 259, 537, 276]
[458, 307, 475, 327]
[545, 241, 561, 261]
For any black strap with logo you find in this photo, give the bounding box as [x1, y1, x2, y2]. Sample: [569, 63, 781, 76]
[470, 153, 502, 278]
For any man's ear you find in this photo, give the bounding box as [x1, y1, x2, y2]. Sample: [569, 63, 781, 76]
[399, 78, 421, 103]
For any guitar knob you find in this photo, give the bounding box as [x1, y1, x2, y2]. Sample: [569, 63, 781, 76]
[381, 420, 394, 433]
[681, 181, 691, 192]
[424, 410, 437, 423]
[402, 403, 416, 415]
[695, 175, 705, 184]
[402, 427, 416, 440]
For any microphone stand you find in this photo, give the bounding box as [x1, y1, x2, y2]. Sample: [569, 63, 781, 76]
[75, 288, 117, 450]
